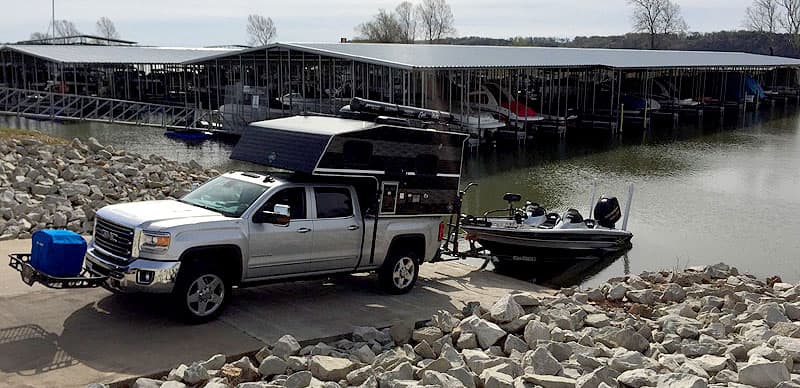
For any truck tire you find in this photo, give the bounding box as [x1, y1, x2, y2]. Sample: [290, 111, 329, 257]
[379, 251, 420, 294]
[172, 262, 231, 323]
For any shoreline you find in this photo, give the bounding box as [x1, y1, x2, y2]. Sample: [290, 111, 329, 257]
[0, 130, 218, 240]
[114, 263, 799, 388]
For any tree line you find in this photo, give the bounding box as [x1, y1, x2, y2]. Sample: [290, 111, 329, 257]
[23, 0, 800, 58]
[29, 17, 121, 42]
[354, 0, 456, 43]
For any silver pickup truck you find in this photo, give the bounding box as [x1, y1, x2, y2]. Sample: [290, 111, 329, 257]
[85, 171, 443, 322]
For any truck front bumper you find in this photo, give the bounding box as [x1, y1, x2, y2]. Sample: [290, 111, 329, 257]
[84, 248, 180, 293]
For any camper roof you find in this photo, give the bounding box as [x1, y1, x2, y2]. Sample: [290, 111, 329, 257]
[249, 116, 378, 136]
[231, 115, 467, 177]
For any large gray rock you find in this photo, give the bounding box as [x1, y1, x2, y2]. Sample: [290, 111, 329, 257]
[482, 369, 514, 388]
[353, 326, 391, 344]
[273, 335, 302, 359]
[607, 284, 628, 301]
[309, 355, 357, 381]
[773, 336, 800, 361]
[609, 351, 655, 372]
[132, 378, 163, 388]
[503, 334, 528, 355]
[421, 370, 467, 388]
[523, 320, 550, 347]
[656, 373, 708, 388]
[595, 327, 650, 353]
[625, 290, 655, 305]
[575, 366, 618, 388]
[378, 361, 414, 387]
[522, 347, 562, 376]
[200, 354, 227, 371]
[258, 356, 288, 377]
[472, 319, 507, 348]
[489, 295, 524, 323]
[738, 360, 791, 387]
[181, 362, 210, 385]
[585, 314, 610, 328]
[692, 355, 729, 373]
[285, 370, 313, 388]
[662, 283, 687, 303]
[413, 326, 444, 345]
[390, 321, 414, 345]
[346, 365, 374, 385]
[617, 369, 658, 388]
[447, 366, 477, 388]
[518, 374, 577, 388]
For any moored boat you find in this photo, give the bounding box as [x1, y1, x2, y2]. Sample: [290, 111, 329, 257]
[459, 186, 634, 260]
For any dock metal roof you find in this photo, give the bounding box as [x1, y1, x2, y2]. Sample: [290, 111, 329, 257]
[0, 44, 235, 64]
[188, 42, 800, 70]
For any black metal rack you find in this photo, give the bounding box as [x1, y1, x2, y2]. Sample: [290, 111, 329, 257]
[8, 254, 107, 289]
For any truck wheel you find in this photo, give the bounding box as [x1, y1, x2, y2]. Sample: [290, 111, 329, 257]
[173, 263, 231, 323]
[379, 252, 419, 294]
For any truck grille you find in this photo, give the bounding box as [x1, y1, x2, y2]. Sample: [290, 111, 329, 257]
[94, 217, 135, 262]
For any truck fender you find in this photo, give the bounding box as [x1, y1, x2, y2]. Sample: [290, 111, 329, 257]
[384, 234, 426, 266]
[178, 245, 244, 285]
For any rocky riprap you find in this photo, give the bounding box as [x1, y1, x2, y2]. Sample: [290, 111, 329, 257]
[104, 263, 800, 388]
[0, 136, 218, 240]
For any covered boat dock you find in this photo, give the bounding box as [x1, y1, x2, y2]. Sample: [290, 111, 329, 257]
[185, 43, 800, 137]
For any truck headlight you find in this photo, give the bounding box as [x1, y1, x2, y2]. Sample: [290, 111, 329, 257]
[141, 231, 171, 251]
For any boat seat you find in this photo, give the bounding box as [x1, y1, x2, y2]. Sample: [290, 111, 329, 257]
[564, 208, 584, 224]
[539, 213, 561, 229]
[503, 193, 522, 203]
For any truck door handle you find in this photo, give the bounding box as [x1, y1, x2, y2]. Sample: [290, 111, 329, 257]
[296, 228, 312, 234]
[347, 225, 360, 231]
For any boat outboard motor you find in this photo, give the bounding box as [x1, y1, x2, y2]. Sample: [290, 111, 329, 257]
[594, 196, 622, 229]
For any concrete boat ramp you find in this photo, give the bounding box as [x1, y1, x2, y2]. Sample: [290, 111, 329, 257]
[0, 239, 548, 388]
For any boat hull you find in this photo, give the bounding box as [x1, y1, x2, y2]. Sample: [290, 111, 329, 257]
[462, 224, 633, 257]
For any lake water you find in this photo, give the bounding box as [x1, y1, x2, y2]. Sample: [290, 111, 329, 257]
[3, 110, 800, 288]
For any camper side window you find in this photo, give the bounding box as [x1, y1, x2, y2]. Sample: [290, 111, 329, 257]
[314, 188, 354, 219]
[342, 141, 373, 167]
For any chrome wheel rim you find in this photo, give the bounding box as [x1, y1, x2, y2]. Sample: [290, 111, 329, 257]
[392, 257, 415, 289]
[187, 274, 225, 317]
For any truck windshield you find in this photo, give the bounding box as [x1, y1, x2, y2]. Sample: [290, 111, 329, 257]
[180, 176, 268, 217]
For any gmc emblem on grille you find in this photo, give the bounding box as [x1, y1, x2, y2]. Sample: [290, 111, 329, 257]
[99, 229, 118, 242]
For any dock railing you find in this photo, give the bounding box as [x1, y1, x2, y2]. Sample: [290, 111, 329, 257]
[0, 87, 204, 131]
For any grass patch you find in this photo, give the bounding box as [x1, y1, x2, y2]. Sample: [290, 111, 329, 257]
[0, 127, 66, 144]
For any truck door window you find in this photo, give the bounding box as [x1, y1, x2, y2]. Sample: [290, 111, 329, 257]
[314, 188, 354, 219]
[262, 187, 306, 219]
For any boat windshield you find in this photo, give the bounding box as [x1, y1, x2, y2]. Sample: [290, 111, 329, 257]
[180, 176, 268, 217]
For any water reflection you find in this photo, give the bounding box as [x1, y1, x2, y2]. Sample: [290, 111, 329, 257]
[490, 249, 631, 289]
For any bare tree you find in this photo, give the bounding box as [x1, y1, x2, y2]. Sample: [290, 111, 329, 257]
[779, 0, 800, 48]
[416, 0, 455, 42]
[357, 9, 404, 43]
[660, 1, 688, 35]
[54, 20, 80, 38]
[396, 1, 417, 43]
[629, 0, 666, 49]
[96, 17, 120, 40]
[29, 32, 48, 41]
[628, 0, 686, 49]
[745, 0, 781, 33]
[246, 14, 277, 46]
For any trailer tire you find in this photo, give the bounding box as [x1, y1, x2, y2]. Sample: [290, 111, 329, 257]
[379, 251, 420, 294]
[172, 261, 231, 323]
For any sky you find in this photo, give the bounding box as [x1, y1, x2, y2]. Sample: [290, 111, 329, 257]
[1, 0, 756, 47]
